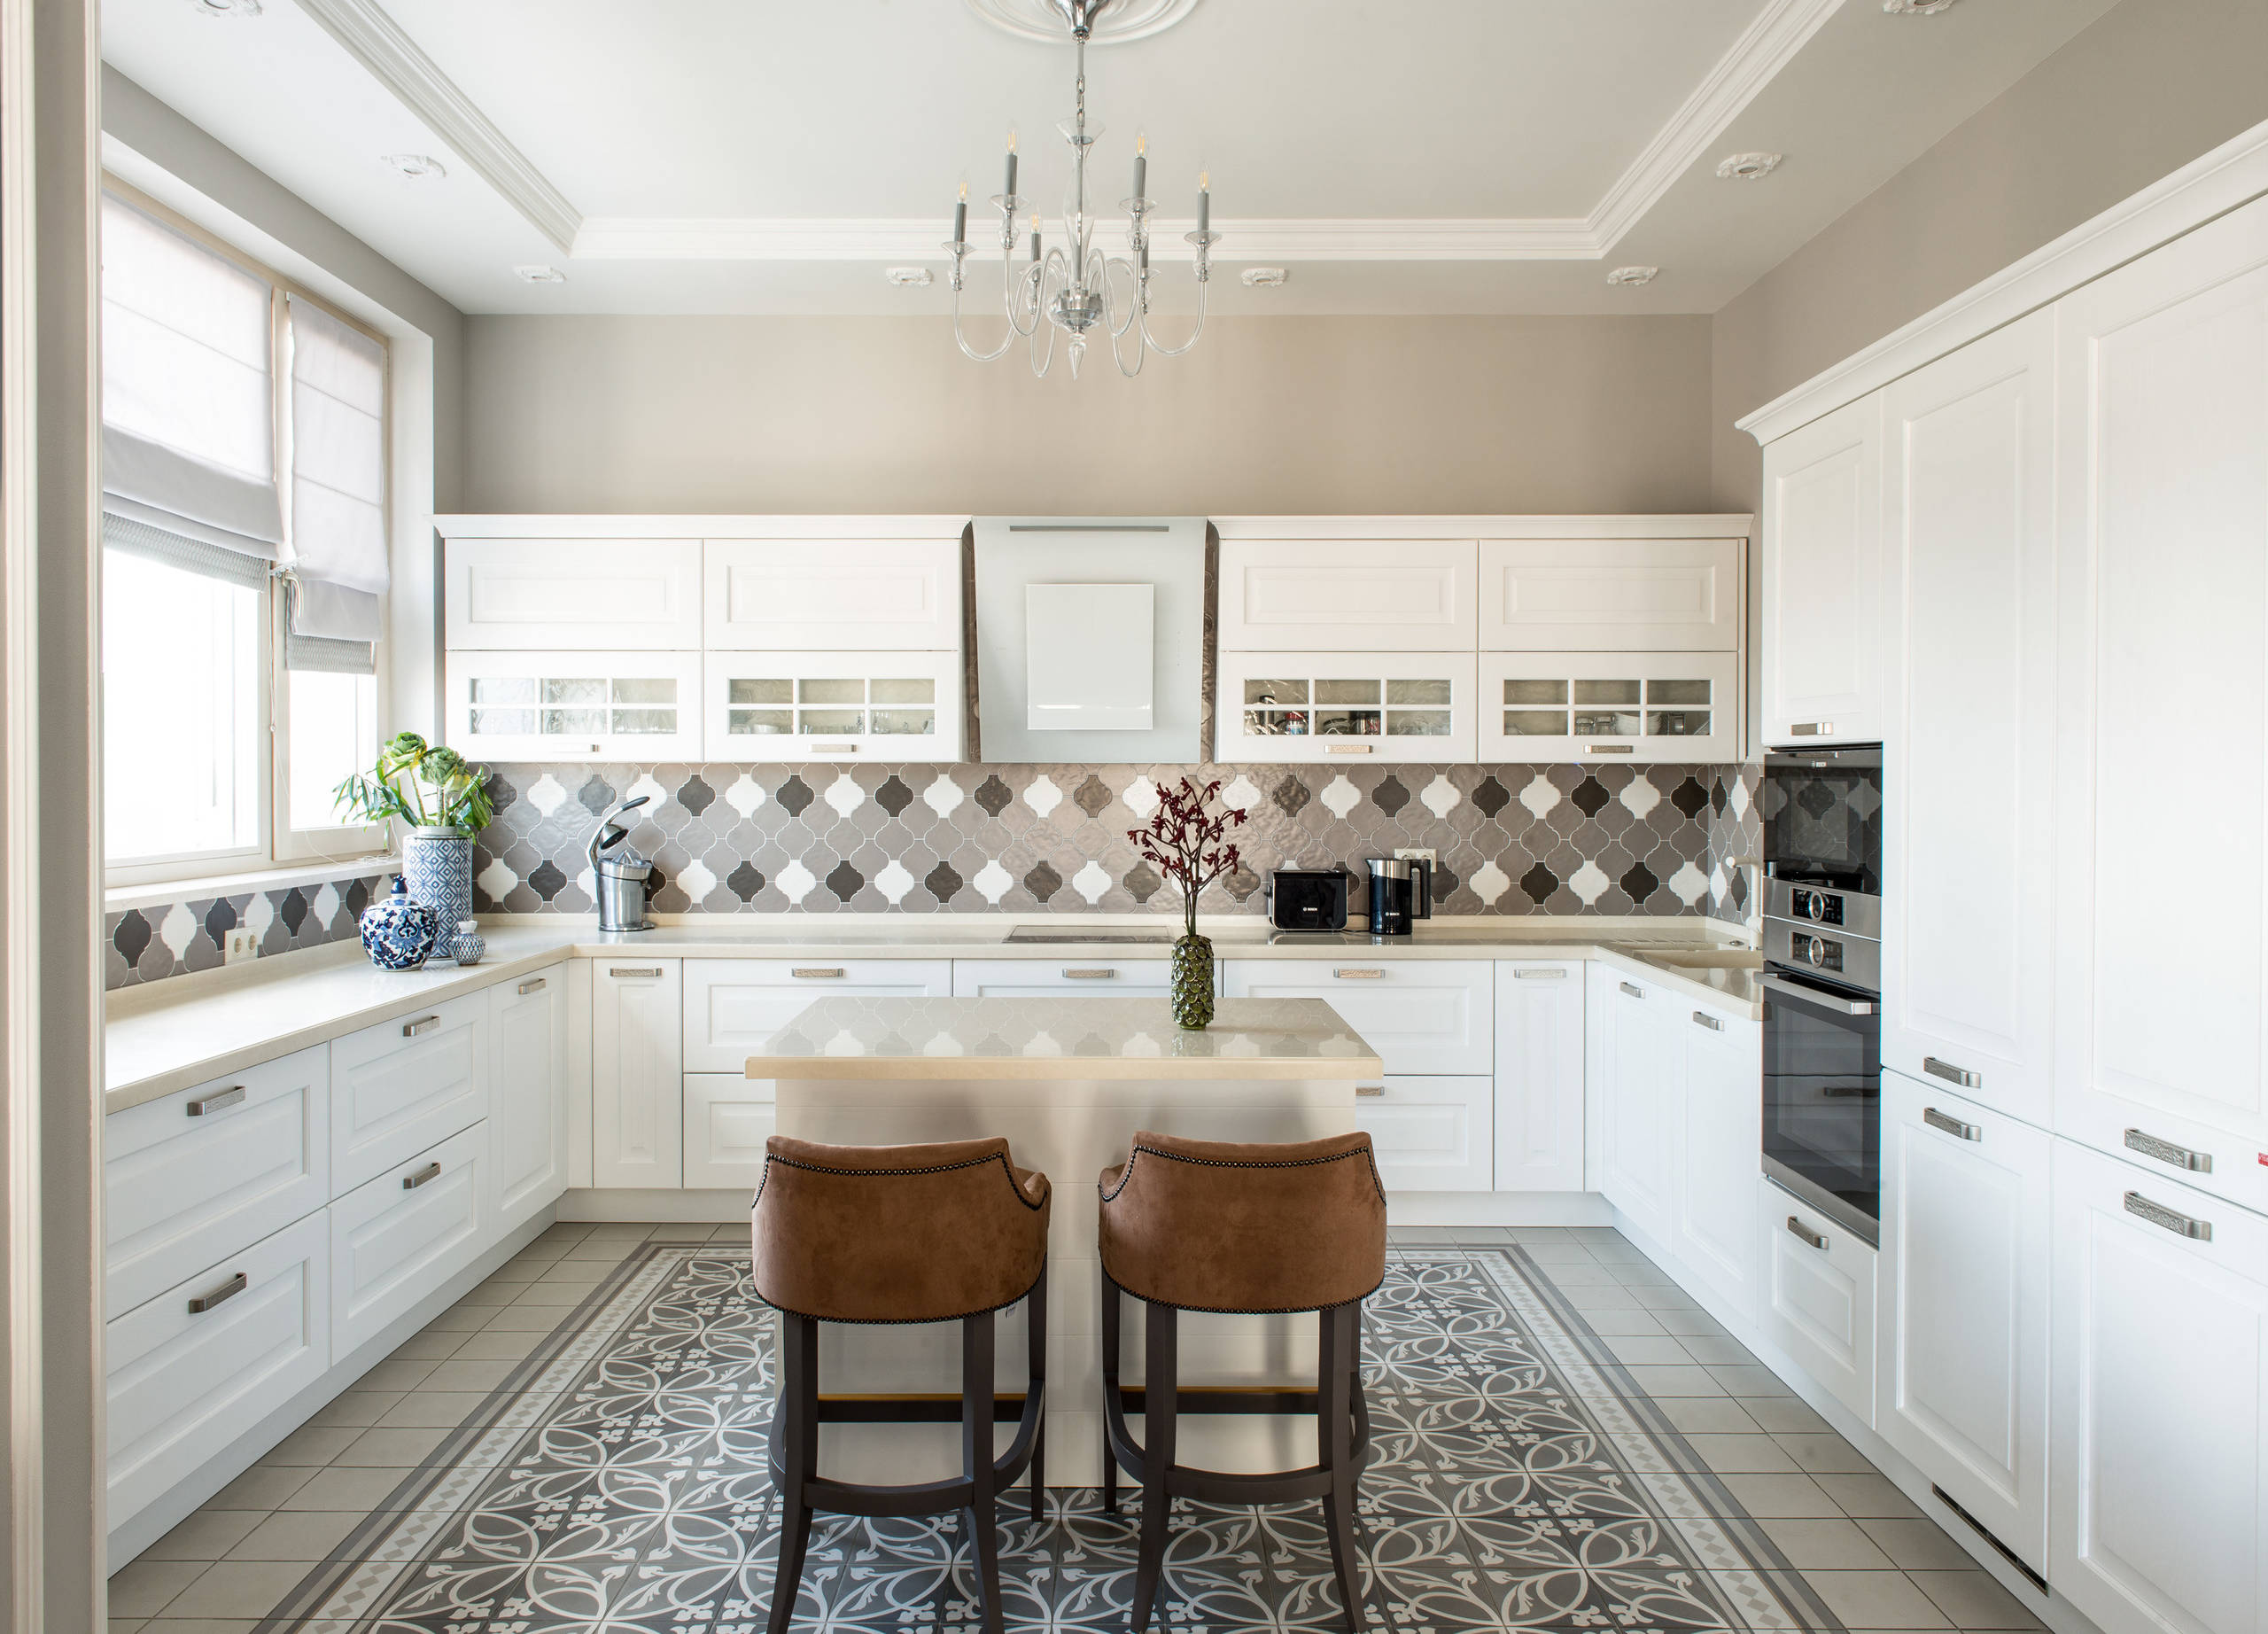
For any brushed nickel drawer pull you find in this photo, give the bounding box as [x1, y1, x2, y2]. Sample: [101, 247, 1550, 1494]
[1923, 1107, 1982, 1141]
[1062, 969, 1116, 980]
[1583, 743, 1635, 754]
[2125, 1128, 2212, 1174]
[401, 1015, 441, 1038]
[185, 1085, 245, 1117]
[1332, 968, 1386, 980]
[609, 967, 664, 979]
[1325, 743, 1373, 755]
[1512, 968, 1566, 980]
[2124, 1190, 2211, 1241]
[811, 743, 858, 753]
[1355, 1085, 1386, 1097]
[1619, 981, 1643, 998]
[1786, 1216, 1829, 1250]
[1788, 721, 1834, 737]
[1923, 1056, 1979, 1089]
[1692, 1011, 1723, 1031]
[517, 977, 548, 995]
[792, 968, 846, 979]
[187, 1272, 246, 1314]
[402, 1162, 443, 1190]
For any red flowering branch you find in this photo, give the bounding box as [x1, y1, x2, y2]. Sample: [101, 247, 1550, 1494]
[1128, 776, 1249, 937]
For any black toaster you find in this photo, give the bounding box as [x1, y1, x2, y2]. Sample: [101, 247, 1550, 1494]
[1267, 866, 1350, 931]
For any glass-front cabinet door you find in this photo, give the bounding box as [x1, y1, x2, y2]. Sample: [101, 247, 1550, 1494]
[446, 650, 705, 761]
[1216, 652, 1476, 763]
[1479, 652, 1738, 761]
[702, 650, 964, 761]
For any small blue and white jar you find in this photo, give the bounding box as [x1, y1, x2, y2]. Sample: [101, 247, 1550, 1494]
[361, 876, 439, 971]
[448, 919, 485, 966]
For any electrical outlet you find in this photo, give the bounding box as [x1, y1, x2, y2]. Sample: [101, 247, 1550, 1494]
[224, 928, 260, 965]
[1394, 847, 1438, 863]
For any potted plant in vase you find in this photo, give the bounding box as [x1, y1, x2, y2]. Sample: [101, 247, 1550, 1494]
[1129, 776, 1248, 1030]
[335, 733, 497, 964]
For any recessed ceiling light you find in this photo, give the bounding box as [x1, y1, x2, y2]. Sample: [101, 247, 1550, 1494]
[381, 153, 447, 181]
[1239, 267, 1290, 287]
[1606, 266, 1659, 287]
[885, 267, 936, 287]
[183, 0, 262, 15]
[1716, 152, 1784, 181]
[1883, 0, 1958, 12]
[514, 265, 566, 284]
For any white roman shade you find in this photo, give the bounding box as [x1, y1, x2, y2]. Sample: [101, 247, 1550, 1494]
[286, 294, 389, 649]
[99, 196, 284, 558]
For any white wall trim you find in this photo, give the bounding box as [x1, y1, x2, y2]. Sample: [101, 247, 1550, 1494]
[1210, 514, 1754, 540]
[1737, 112, 2268, 446]
[433, 513, 973, 539]
[294, 0, 582, 255]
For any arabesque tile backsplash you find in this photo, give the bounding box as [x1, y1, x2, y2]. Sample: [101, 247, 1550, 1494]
[106, 760, 1762, 991]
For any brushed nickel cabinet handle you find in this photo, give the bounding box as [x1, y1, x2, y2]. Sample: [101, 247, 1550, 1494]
[811, 743, 858, 753]
[1355, 1085, 1386, 1097]
[517, 977, 548, 995]
[1062, 969, 1116, 980]
[1332, 969, 1386, 980]
[609, 967, 664, 979]
[1619, 981, 1643, 998]
[2124, 1128, 2213, 1174]
[402, 1162, 443, 1190]
[792, 968, 846, 980]
[2124, 1190, 2211, 1241]
[1512, 968, 1566, 980]
[1583, 743, 1635, 754]
[1786, 1216, 1829, 1250]
[401, 1015, 441, 1038]
[1692, 1011, 1723, 1031]
[1923, 1107, 1982, 1141]
[187, 1272, 246, 1314]
[185, 1085, 245, 1117]
[1325, 743, 1373, 755]
[1923, 1056, 1979, 1089]
[1788, 721, 1835, 737]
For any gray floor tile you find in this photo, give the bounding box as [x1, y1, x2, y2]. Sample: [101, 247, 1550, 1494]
[1386, 1226, 1464, 1244]
[476, 1259, 545, 1284]
[1652, 1396, 1760, 1435]
[162, 1560, 317, 1620]
[1629, 1285, 1702, 1311]
[1686, 1433, 1800, 1474]
[1775, 1430, 1881, 1474]
[531, 1222, 592, 1247]
[1740, 1394, 1831, 1434]
[136, 1508, 264, 1563]
[1709, 1363, 1793, 1397]
[348, 1357, 438, 1394]
[1512, 1241, 1596, 1264]
[1814, 1473, 1928, 1519]
[1620, 1364, 1725, 1397]
[1604, 1335, 1691, 1366]
[1717, 1474, 1844, 1518]
[1756, 1517, 1896, 1569]
[1561, 1285, 1649, 1311]
[306, 1390, 402, 1430]
[107, 1619, 145, 1633]
[1797, 1569, 1953, 1630]
[1573, 1308, 1668, 1336]
[483, 1303, 580, 1331]
[417, 1301, 496, 1332]
[1604, 1262, 1680, 1288]
[1653, 1306, 1731, 1337]
[384, 1329, 466, 1361]
[1678, 1334, 1762, 1367]
[276, 1466, 416, 1513]
[420, 1358, 517, 1392]
[1910, 1569, 2045, 1630]
[646, 1224, 717, 1242]
[578, 1223, 656, 1242]
[449, 1328, 540, 1361]
[1535, 1260, 1622, 1286]
[1447, 1226, 1515, 1245]
[707, 1223, 751, 1242]
[259, 1426, 358, 1466]
[224, 1508, 364, 1563]
[377, 1390, 491, 1429]
[204, 1464, 315, 1513]
[106, 1558, 203, 1618]
[338, 1426, 450, 1467]
[1859, 1517, 1981, 1572]
[142, 1619, 262, 1633]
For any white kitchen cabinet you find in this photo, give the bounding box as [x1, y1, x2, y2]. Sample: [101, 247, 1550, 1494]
[1762, 392, 1884, 746]
[1478, 650, 1737, 762]
[704, 536, 962, 652]
[446, 649, 705, 763]
[1671, 1000, 1763, 1323]
[1596, 970, 1678, 1246]
[701, 650, 964, 762]
[1224, 960, 1492, 1077]
[489, 966, 568, 1233]
[105, 1210, 330, 1535]
[330, 991, 487, 1196]
[1479, 537, 1741, 652]
[329, 1122, 488, 1358]
[952, 959, 1177, 999]
[1492, 962, 1585, 1192]
[685, 959, 952, 1073]
[1215, 651, 1477, 765]
[1216, 537, 1477, 652]
[2049, 1135, 2268, 1634]
[443, 537, 703, 651]
[1355, 1076, 1494, 1192]
[593, 957, 685, 1188]
[1878, 1071, 2051, 1574]
[1758, 1179, 1876, 1428]
[103, 1046, 329, 1320]
[683, 1074, 777, 1190]
[1880, 312, 2058, 1130]
[2052, 194, 2268, 1220]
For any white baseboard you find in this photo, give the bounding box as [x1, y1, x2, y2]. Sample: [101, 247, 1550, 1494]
[1386, 1190, 1615, 1227]
[559, 1187, 751, 1223]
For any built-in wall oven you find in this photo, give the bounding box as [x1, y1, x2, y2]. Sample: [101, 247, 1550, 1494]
[1759, 744, 1884, 1246]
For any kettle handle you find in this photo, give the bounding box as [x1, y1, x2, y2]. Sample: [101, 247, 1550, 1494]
[585, 794, 651, 870]
[1414, 857, 1433, 920]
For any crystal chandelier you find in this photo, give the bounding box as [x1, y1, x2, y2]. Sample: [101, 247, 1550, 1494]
[946, 0, 1216, 378]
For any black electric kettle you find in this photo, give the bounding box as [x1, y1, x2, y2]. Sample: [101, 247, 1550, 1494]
[1364, 857, 1433, 937]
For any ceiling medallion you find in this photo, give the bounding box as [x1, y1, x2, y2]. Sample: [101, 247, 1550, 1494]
[965, 0, 1199, 45]
[1606, 266, 1659, 287]
[1882, 0, 1959, 12]
[886, 267, 936, 287]
[1240, 267, 1288, 287]
[183, 0, 263, 15]
[1715, 152, 1785, 181]
[946, 0, 1216, 378]
[381, 153, 447, 180]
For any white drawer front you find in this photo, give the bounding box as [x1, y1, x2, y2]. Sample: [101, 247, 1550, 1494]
[105, 1046, 330, 1320]
[331, 991, 489, 1195]
[1759, 1179, 1876, 1428]
[1225, 960, 1493, 1076]
[684, 959, 951, 1073]
[951, 959, 1179, 998]
[105, 1210, 329, 1531]
[1358, 1075, 1493, 1192]
[330, 1121, 488, 1359]
[684, 1074, 777, 1190]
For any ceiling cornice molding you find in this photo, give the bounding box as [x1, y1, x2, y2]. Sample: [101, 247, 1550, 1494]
[294, 0, 582, 254]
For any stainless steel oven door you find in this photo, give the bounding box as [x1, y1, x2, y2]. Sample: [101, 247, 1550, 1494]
[1760, 969, 1882, 1246]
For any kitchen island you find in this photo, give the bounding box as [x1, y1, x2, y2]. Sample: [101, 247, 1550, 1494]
[743, 993, 1385, 1488]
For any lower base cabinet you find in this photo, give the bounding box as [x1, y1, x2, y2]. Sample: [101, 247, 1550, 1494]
[1357, 1076, 1493, 1191]
[330, 1121, 488, 1358]
[683, 1073, 776, 1188]
[1758, 1179, 1876, 1428]
[1493, 962, 1585, 1191]
[1671, 1003, 1764, 1322]
[105, 1210, 330, 1529]
[2050, 1137, 2268, 1634]
[1596, 972, 1679, 1243]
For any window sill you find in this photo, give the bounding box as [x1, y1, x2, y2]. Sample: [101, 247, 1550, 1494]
[105, 853, 400, 914]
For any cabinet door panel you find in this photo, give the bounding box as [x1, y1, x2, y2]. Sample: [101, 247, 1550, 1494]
[1218, 538, 1476, 651]
[330, 992, 487, 1195]
[704, 538, 961, 651]
[1224, 961, 1492, 1076]
[685, 960, 952, 1073]
[1493, 962, 1585, 1192]
[445, 538, 702, 650]
[1480, 538, 1740, 652]
[490, 967, 568, 1230]
[1215, 652, 1477, 765]
[952, 960, 1177, 999]
[702, 650, 964, 763]
[1598, 975, 1677, 1245]
[330, 1122, 488, 1358]
[1759, 1179, 1876, 1427]
[1357, 1076, 1493, 1192]
[1479, 650, 1737, 763]
[1674, 1004, 1763, 1322]
[683, 1074, 777, 1190]
[447, 650, 705, 763]
[593, 959, 684, 1188]
[1762, 393, 1884, 745]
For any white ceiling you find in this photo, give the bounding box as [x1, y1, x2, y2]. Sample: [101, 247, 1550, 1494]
[100, 0, 2122, 317]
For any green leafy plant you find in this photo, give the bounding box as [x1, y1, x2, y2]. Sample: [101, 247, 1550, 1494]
[333, 732, 497, 836]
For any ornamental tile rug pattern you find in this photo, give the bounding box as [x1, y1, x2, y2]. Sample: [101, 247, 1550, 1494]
[253, 1243, 1837, 1634]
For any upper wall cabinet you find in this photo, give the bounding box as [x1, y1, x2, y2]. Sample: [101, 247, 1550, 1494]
[1217, 538, 1477, 652]
[444, 539, 703, 651]
[1479, 652, 1738, 763]
[1216, 651, 1477, 764]
[1761, 397, 1885, 746]
[1479, 539, 1740, 652]
[704, 537, 962, 652]
[446, 649, 705, 762]
[703, 650, 964, 762]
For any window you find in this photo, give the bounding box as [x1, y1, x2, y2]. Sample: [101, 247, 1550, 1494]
[98, 186, 390, 883]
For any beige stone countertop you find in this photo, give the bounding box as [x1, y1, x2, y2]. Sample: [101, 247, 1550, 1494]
[104, 914, 1760, 1113]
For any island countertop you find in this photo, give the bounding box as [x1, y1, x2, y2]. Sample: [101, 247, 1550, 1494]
[743, 995, 1385, 1080]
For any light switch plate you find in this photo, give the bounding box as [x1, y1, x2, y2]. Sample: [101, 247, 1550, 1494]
[224, 928, 259, 964]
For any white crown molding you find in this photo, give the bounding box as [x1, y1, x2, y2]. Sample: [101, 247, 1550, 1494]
[432, 514, 974, 540]
[1736, 112, 2268, 445]
[294, 0, 582, 254]
[1210, 515, 1756, 541]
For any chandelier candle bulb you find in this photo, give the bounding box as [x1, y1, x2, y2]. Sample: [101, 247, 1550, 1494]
[1030, 214, 1042, 261]
[1197, 171, 1209, 233]
[1133, 131, 1146, 201]
[953, 180, 967, 245]
[1005, 129, 1018, 201]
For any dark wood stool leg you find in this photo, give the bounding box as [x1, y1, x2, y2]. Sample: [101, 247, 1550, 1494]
[1025, 1274, 1048, 1523]
[1318, 1300, 1367, 1632]
[962, 1311, 1004, 1634]
[1130, 1301, 1178, 1633]
[1099, 1272, 1122, 1514]
[767, 1313, 819, 1634]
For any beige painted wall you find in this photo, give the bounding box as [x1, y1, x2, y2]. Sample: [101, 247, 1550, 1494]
[1711, 0, 2268, 512]
[461, 314, 1715, 517]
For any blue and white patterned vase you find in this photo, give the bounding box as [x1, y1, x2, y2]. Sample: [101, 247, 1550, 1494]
[448, 919, 485, 966]
[360, 876, 439, 971]
[403, 826, 474, 941]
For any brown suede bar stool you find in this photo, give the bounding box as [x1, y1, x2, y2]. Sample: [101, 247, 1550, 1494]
[750, 1134, 1051, 1634]
[1098, 1130, 1388, 1632]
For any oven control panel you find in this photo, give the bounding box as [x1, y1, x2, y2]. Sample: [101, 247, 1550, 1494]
[1788, 887, 1845, 927]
